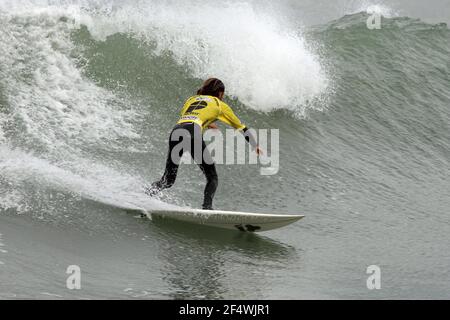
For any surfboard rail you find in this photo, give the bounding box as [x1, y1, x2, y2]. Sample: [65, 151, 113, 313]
[147, 208, 304, 232]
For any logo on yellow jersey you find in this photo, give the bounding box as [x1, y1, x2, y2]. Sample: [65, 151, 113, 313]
[195, 96, 213, 102]
[185, 100, 208, 114]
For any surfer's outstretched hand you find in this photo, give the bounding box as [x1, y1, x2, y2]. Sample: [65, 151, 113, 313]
[255, 146, 264, 156]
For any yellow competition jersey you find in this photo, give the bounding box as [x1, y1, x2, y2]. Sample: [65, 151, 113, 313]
[177, 95, 247, 131]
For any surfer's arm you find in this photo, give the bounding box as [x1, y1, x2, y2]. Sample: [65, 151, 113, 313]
[241, 128, 262, 155]
[218, 102, 260, 152]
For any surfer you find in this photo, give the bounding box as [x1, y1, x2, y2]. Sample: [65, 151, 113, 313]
[146, 78, 262, 210]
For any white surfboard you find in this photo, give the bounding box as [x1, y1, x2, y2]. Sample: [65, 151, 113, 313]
[147, 208, 304, 232]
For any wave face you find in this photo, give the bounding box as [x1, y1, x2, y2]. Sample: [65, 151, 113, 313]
[2, 0, 330, 112]
[0, 0, 331, 215]
[0, 0, 449, 299]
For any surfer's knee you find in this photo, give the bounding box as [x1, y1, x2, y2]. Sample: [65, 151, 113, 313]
[207, 172, 218, 189]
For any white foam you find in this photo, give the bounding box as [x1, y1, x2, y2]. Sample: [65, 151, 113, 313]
[127, 1, 330, 112]
[347, 1, 399, 18]
[0, 189, 27, 213]
[2, 0, 330, 114]
[0, 145, 172, 213]
[0, 5, 139, 155]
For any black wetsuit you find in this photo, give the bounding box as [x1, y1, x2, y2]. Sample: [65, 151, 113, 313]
[147, 95, 256, 210]
[148, 122, 218, 210]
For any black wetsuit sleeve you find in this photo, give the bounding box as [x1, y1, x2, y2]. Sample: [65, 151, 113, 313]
[242, 127, 258, 149]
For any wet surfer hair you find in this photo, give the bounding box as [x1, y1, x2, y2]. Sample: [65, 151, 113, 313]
[197, 78, 225, 98]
